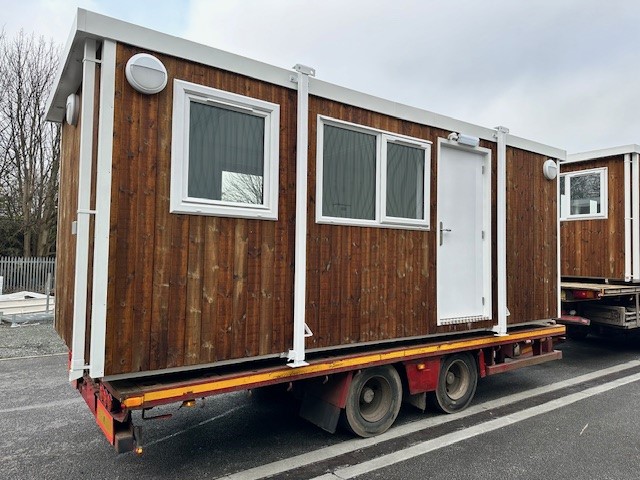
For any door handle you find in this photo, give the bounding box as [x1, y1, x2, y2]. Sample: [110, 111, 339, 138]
[439, 222, 452, 246]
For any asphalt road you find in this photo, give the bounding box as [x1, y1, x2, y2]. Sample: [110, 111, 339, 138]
[1, 333, 640, 480]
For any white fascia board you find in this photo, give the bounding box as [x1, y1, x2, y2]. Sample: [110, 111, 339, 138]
[46, 9, 564, 159]
[45, 12, 82, 122]
[565, 144, 640, 164]
[309, 78, 496, 142]
[506, 133, 566, 160]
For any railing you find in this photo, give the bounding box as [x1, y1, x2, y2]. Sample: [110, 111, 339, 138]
[0, 257, 55, 294]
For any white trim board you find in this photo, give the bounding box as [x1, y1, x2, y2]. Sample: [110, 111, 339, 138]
[565, 144, 640, 164]
[46, 9, 565, 160]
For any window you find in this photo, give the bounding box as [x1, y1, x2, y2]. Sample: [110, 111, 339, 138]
[170, 80, 279, 219]
[317, 117, 431, 229]
[559, 167, 607, 220]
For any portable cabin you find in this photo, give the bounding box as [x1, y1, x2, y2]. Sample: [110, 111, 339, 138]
[46, 9, 564, 381]
[560, 145, 640, 282]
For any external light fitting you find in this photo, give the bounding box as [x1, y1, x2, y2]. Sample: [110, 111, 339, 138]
[447, 132, 480, 148]
[543, 159, 558, 180]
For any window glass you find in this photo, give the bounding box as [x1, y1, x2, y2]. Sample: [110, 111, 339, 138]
[559, 168, 607, 220]
[188, 102, 265, 204]
[386, 142, 425, 220]
[569, 172, 601, 215]
[559, 175, 566, 218]
[322, 125, 376, 220]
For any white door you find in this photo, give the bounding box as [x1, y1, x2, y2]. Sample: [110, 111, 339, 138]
[437, 140, 491, 325]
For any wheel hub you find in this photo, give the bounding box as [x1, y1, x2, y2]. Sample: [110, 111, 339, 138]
[362, 387, 375, 404]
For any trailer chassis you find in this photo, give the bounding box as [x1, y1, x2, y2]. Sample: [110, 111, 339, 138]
[73, 324, 564, 453]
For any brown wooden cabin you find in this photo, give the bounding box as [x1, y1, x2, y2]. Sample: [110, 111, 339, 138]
[46, 9, 563, 380]
[561, 145, 640, 282]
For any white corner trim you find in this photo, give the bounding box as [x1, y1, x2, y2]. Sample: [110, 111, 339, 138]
[556, 157, 561, 318]
[632, 153, 640, 280]
[288, 65, 314, 368]
[69, 38, 98, 381]
[89, 39, 116, 379]
[493, 126, 508, 336]
[625, 154, 632, 281]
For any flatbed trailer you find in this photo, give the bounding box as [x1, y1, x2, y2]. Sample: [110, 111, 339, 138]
[80, 324, 564, 453]
[560, 280, 640, 337]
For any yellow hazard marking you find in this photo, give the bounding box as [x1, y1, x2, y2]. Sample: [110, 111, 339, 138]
[121, 325, 564, 408]
[96, 400, 115, 444]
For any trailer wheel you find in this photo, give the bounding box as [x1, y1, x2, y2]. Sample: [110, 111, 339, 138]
[431, 353, 478, 414]
[343, 365, 402, 437]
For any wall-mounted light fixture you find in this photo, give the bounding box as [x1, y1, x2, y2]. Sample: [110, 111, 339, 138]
[447, 132, 480, 148]
[543, 159, 558, 180]
[65, 93, 79, 126]
[125, 53, 168, 95]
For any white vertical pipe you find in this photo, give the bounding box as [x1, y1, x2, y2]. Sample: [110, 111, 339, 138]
[288, 64, 315, 367]
[69, 38, 98, 381]
[493, 126, 509, 336]
[89, 40, 117, 379]
[624, 153, 632, 281]
[632, 153, 640, 280]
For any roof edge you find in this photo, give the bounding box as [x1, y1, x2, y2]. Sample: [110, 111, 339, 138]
[45, 9, 566, 159]
[564, 144, 640, 163]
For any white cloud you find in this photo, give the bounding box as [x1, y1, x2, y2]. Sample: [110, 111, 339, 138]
[3, 0, 640, 153]
[0, 0, 99, 44]
[183, 0, 640, 153]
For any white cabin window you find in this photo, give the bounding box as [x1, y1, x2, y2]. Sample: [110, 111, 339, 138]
[317, 116, 431, 230]
[560, 167, 607, 220]
[170, 80, 279, 220]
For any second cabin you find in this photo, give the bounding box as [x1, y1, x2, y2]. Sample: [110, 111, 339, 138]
[560, 145, 640, 282]
[47, 10, 564, 380]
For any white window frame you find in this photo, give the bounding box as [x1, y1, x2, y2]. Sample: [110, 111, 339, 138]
[170, 79, 280, 220]
[316, 116, 431, 230]
[560, 167, 608, 221]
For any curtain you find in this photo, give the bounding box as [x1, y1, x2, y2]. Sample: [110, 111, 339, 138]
[322, 125, 376, 220]
[386, 143, 424, 219]
[188, 101, 265, 204]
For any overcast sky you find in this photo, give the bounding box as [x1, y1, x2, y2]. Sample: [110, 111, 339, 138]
[2, 0, 639, 153]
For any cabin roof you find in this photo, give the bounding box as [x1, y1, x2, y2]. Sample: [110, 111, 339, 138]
[46, 8, 565, 160]
[564, 144, 640, 164]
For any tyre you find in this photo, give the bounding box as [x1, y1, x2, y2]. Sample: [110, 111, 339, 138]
[343, 365, 403, 437]
[430, 353, 478, 414]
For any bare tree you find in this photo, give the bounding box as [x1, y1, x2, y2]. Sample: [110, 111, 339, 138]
[221, 171, 264, 205]
[0, 30, 60, 257]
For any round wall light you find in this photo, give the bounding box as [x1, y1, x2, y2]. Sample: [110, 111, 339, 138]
[65, 93, 79, 126]
[543, 159, 558, 180]
[125, 53, 168, 95]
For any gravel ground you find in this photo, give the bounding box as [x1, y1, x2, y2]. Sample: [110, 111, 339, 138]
[0, 320, 67, 359]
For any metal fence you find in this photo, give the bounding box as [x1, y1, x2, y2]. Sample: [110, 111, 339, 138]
[0, 257, 56, 294]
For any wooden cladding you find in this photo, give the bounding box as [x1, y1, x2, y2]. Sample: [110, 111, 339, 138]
[54, 43, 558, 377]
[506, 148, 558, 323]
[55, 113, 81, 347]
[560, 156, 625, 279]
[102, 45, 297, 375]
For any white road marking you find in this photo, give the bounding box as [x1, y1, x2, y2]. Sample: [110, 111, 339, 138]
[0, 352, 67, 362]
[322, 373, 640, 480]
[219, 359, 640, 480]
[0, 398, 82, 413]
[323, 371, 640, 479]
[144, 404, 248, 448]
